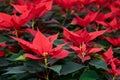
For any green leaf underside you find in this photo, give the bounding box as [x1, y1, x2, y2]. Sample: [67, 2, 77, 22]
[89, 59, 107, 70]
[60, 61, 85, 75]
[79, 70, 99, 80]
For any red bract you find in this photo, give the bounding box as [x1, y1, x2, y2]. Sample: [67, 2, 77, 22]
[12, 0, 53, 19]
[70, 43, 102, 62]
[107, 59, 120, 76]
[95, 0, 111, 8]
[95, 12, 115, 22]
[102, 47, 120, 65]
[17, 0, 39, 4]
[54, 0, 77, 8]
[0, 51, 5, 57]
[0, 13, 12, 30]
[25, 28, 37, 36]
[63, 28, 106, 46]
[12, 30, 69, 60]
[101, 47, 113, 64]
[11, 11, 32, 29]
[77, 0, 96, 5]
[102, 47, 120, 76]
[96, 17, 120, 32]
[110, 4, 120, 16]
[71, 11, 98, 27]
[0, 0, 4, 3]
[0, 0, 52, 30]
[103, 36, 120, 47]
[0, 43, 6, 57]
[0, 10, 32, 30]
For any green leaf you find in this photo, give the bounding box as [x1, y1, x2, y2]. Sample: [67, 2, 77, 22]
[28, 78, 38, 80]
[79, 70, 99, 80]
[24, 60, 43, 73]
[0, 35, 8, 43]
[16, 73, 28, 80]
[60, 61, 85, 75]
[4, 66, 26, 74]
[8, 51, 25, 61]
[89, 59, 107, 69]
[54, 39, 64, 46]
[0, 58, 9, 67]
[16, 55, 26, 61]
[49, 65, 62, 75]
[96, 39, 110, 48]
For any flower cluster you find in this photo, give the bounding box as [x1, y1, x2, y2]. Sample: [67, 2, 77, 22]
[0, 0, 120, 80]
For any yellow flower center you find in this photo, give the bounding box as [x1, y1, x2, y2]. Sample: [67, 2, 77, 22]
[82, 52, 86, 58]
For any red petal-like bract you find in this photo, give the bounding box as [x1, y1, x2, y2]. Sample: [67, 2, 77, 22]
[24, 53, 44, 61]
[70, 42, 102, 63]
[12, 30, 69, 60]
[89, 30, 106, 41]
[63, 28, 106, 46]
[0, 51, 5, 57]
[0, 13, 12, 29]
[54, 0, 77, 8]
[71, 11, 98, 27]
[103, 36, 120, 47]
[102, 47, 113, 63]
[32, 30, 52, 54]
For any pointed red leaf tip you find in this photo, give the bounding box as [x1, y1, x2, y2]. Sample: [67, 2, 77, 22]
[89, 30, 106, 41]
[12, 4, 28, 14]
[12, 0, 53, 19]
[70, 42, 102, 63]
[70, 45, 91, 63]
[88, 48, 103, 54]
[63, 27, 81, 46]
[103, 36, 120, 47]
[12, 30, 69, 60]
[109, 17, 117, 27]
[63, 27, 79, 40]
[52, 50, 69, 59]
[25, 28, 37, 36]
[102, 47, 113, 63]
[79, 0, 96, 5]
[63, 27, 106, 46]
[11, 36, 37, 54]
[0, 13, 12, 28]
[51, 43, 69, 59]
[54, 0, 77, 8]
[71, 11, 98, 27]
[32, 30, 58, 54]
[0, 51, 5, 57]
[107, 59, 120, 76]
[96, 17, 119, 32]
[24, 53, 44, 61]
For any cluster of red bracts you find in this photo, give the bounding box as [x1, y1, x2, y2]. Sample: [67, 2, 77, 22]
[0, 0, 120, 78]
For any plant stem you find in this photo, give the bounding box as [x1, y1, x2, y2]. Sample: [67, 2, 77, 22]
[44, 58, 48, 68]
[44, 52, 49, 80]
[14, 27, 18, 38]
[9, 0, 12, 5]
[112, 76, 115, 80]
[32, 20, 35, 30]
[96, 24, 99, 31]
[62, 9, 69, 26]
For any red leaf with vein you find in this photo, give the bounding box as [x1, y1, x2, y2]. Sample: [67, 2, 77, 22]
[12, 30, 69, 60]
[70, 43, 102, 63]
[102, 47, 113, 63]
[24, 53, 44, 61]
[103, 36, 120, 47]
[89, 30, 106, 41]
[71, 11, 98, 27]
[63, 28, 106, 46]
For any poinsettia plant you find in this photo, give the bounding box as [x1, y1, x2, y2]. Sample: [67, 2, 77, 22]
[0, 0, 120, 80]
